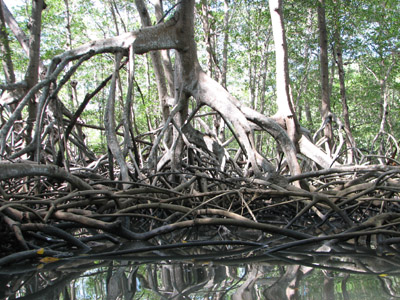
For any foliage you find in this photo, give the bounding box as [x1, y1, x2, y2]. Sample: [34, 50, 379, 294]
[2, 0, 399, 156]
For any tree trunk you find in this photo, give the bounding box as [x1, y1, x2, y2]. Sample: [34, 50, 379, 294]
[215, 0, 230, 141]
[124, 46, 140, 178]
[25, 0, 45, 152]
[0, 1, 15, 84]
[200, 0, 213, 78]
[63, 0, 73, 50]
[333, 19, 356, 164]
[294, 8, 313, 126]
[0, 1, 23, 153]
[269, 0, 301, 176]
[153, 0, 174, 95]
[269, 0, 300, 145]
[318, 0, 333, 155]
[221, 0, 230, 89]
[104, 53, 131, 187]
[135, 0, 172, 146]
[256, 38, 271, 152]
[363, 54, 396, 158]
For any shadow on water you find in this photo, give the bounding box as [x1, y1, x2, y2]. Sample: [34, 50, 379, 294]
[1, 240, 400, 300]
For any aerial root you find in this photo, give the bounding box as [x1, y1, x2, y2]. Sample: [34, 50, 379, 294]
[1, 164, 400, 265]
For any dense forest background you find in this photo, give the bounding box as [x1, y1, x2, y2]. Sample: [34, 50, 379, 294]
[1, 0, 400, 264]
[1, 0, 399, 166]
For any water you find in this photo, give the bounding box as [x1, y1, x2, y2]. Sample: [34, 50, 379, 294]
[1, 240, 400, 300]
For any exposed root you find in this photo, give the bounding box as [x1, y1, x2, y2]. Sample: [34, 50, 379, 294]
[1, 161, 400, 266]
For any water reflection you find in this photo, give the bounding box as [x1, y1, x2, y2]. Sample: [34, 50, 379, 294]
[2, 244, 400, 299]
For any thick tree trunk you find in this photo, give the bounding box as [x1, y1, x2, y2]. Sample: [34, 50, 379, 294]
[25, 0, 45, 151]
[135, 0, 172, 124]
[25, 0, 44, 91]
[172, 2, 262, 175]
[269, 0, 301, 176]
[153, 0, 174, 95]
[269, 0, 300, 146]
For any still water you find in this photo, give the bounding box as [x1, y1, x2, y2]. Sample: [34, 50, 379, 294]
[1, 241, 400, 299]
